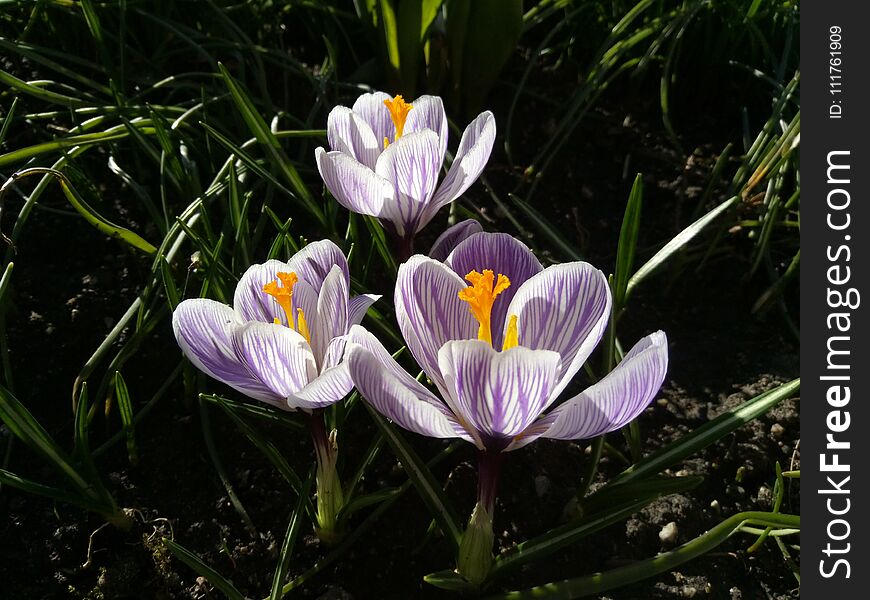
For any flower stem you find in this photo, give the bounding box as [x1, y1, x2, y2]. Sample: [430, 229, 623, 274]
[396, 233, 415, 262]
[457, 450, 503, 586]
[307, 411, 344, 545]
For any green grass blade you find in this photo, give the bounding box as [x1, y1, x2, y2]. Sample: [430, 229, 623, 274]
[484, 511, 799, 599]
[0, 468, 110, 514]
[0, 382, 92, 496]
[0, 97, 19, 147]
[270, 469, 315, 600]
[0, 68, 89, 107]
[163, 538, 245, 600]
[612, 378, 800, 485]
[364, 403, 462, 554]
[0, 168, 157, 254]
[509, 193, 583, 261]
[217, 63, 323, 225]
[114, 371, 138, 465]
[626, 195, 735, 298]
[613, 174, 643, 308]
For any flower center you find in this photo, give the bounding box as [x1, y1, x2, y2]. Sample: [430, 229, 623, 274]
[382, 94, 413, 149]
[262, 271, 311, 343]
[458, 270, 518, 350]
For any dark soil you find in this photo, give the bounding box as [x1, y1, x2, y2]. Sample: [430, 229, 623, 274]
[0, 44, 799, 600]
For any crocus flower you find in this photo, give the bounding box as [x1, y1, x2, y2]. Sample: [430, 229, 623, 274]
[172, 240, 379, 542]
[345, 232, 667, 582]
[315, 92, 496, 250]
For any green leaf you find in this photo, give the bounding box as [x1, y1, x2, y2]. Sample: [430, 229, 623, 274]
[0, 468, 110, 514]
[114, 371, 138, 465]
[163, 538, 245, 600]
[424, 569, 478, 592]
[626, 194, 735, 298]
[0, 168, 156, 254]
[270, 469, 314, 600]
[217, 63, 323, 225]
[613, 174, 643, 308]
[364, 403, 462, 554]
[484, 511, 799, 599]
[0, 382, 92, 494]
[612, 378, 800, 486]
[509, 193, 583, 261]
[489, 497, 655, 580]
[580, 475, 703, 516]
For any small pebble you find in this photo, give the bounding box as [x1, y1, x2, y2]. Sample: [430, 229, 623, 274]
[710, 499, 721, 514]
[770, 423, 785, 439]
[682, 585, 697, 598]
[659, 521, 678, 544]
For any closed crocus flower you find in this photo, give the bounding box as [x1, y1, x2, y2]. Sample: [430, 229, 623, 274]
[345, 231, 667, 583]
[315, 92, 496, 255]
[172, 240, 379, 543]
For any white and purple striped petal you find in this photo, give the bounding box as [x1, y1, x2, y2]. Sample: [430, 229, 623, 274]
[172, 299, 276, 403]
[446, 232, 543, 348]
[429, 219, 484, 262]
[292, 361, 353, 410]
[315, 148, 397, 221]
[327, 106, 380, 169]
[375, 129, 442, 237]
[395, 256, 477, 394]
[438, 340, 562, 443]
[506, 262, 612, 401]
[351, 91, 394, 150]
[404, 95, 448, 165]
[424, 111, 496, 227]
[233, 259, 292, 325]
[539, 331, 668, 440]
[312, 265, 349, 366]
[286, 239, 350, 293]
[348, 294, 381, 326]
[231, 321, 318, 409]
[347, 339, 472, 441]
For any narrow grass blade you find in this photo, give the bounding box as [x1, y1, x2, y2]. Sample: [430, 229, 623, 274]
[163, 538, 245, 600]
[270, 469, 315, 600]
[0, 168, 157, 254]
[613, 174, 643, 308]
[509, 193, 583, 261]
[217, 63, 323, 225]
[612, 378, 800, 486]
[626, 195, 734, 298]
[364, 403, 462, 554]
[0, 468, 110, 514]
[114, 371, 138, 465]
[484, 512, 799, 599]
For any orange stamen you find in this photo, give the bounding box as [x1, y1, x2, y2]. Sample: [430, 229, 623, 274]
[382, 95, 413, 148]
[262, 271, 298, 328]
[502, 315, 519, 351]
[457, 270, 511, 346]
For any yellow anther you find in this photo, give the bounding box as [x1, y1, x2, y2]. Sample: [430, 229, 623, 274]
[383, 95, 413, 145]
[296, 308, 311, 344]
[502, 315, 519, 351]
[262, 271, 299, 328]
[457, 270, 511, 346]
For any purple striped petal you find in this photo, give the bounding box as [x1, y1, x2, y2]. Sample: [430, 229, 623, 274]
[231, 321, 317, 406]
[446, 232, 543, 348]
[505, 262, 611, 401]
[291, 362, 353, 410]
[327, 105, 380, 169]
[348, 294, 380, 326]
[438, 340, 562, 444]
[348, 342, 470, 440]
[347, 325, 474, 443]
[395, 256, 477, 395]
[404, 95, 448, 165]
[375, 129, 442, 237]
[312, 265, 349, 366]
[540, 331, 668, 440]
[315, 148, 397, 220]
[172, 299, 276, 403]
[351, 91, 394, 151]
[429, 219, 483, 262]
[286, 239, 350, 293]
[233, 260, 294, 325]
[424, 111, 496, 226]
